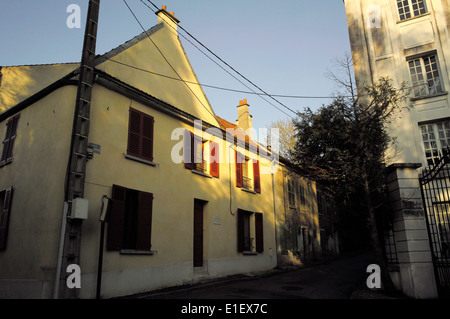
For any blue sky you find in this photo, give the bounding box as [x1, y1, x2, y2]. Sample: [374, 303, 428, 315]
[0, 0, 352, 134]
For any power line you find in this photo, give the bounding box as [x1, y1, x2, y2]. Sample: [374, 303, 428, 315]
[122, 0, 217, 120]
[141, 0, 297, 118]
[108, 58, 340, 100]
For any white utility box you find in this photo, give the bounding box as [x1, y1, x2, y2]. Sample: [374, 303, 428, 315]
[71, 198, 89, 220]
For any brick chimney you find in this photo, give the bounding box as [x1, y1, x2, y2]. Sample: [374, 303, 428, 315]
[156, 5, 180, 31]
[236, 99, 253, 139]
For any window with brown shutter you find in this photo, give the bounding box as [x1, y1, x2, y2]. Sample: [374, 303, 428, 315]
[107, 184, 153, 251]
[127, 108, 154, 162]
[1, 114, 20, 166]
[0, 187, 13, 251]
[237, 209, 263, 253]
[253, 160, 261, 193]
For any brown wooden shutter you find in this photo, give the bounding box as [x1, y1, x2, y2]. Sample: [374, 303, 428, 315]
[136, 191, 153, 250]
[210, 141, 219, 178]
[141, 114, 154, 161]
[1, 115, 19, 164]
[237, 209, 244, 252]
[0, 187, 13, 251]
[184, 130, 194, 169]
[107, 185, 127, 250]
[127, 108, 141, 157]
[255, 213, 264, 253]
[253, 160, 261, 193]
[235, 151, 243, 188]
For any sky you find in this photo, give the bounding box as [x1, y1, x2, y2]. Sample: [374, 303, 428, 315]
[0, 0, 352, 136]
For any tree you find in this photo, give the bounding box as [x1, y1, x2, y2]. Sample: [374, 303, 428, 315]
[291, 56, 408, 292]
[266, 118, 296, 162]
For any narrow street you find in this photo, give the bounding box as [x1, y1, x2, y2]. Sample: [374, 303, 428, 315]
[128, 250, 388, 300]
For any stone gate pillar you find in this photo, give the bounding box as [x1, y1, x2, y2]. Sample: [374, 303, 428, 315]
[385, 163, 438, 299]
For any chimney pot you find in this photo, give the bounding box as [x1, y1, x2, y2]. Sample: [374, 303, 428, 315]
[162, 5, 167, 10]
[170, 11, 174, 16]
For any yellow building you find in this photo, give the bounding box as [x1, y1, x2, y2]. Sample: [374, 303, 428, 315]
[0, 7, 326, 299]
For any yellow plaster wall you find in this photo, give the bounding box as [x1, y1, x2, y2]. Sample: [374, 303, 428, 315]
[0, 64, 79, 113]
[80, 85, 277, 281]
[0, 86, 76, 283]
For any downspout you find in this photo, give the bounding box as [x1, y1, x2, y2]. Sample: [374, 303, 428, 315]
[272, 171, 279, 267]
[53, 202, 69, 299]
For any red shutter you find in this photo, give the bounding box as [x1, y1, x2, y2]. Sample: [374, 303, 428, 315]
[136, 191, 153, 251]
[210, 141, 219, 178]
[184, 130, 194, 169]
[255, 213, 264, 253]
[127, 109, 141, 157]
[253, 160, 261, 193]
[107, 185, 126, 250]
[0, 187, 13, 251]
[235, 151, 243, 188]
[141, 114, 154, 161]
[237, 209, 244, 252]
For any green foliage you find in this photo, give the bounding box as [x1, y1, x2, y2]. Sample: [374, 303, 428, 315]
[291, 77, 408, 198]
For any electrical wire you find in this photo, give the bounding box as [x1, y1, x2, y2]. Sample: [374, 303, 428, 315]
[141, 0, 297, 118]
[108, 58, 340, 100]
[122, 0, 217, 120]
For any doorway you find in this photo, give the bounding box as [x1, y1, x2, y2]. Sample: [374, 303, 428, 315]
[194, 199, 206, 267]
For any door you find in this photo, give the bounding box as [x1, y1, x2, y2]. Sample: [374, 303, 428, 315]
[193, 200, 205, 267]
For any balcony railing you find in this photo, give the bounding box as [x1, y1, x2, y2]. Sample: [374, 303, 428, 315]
[193, 159, 207, 173]
[412, 78, 444, 98]
[242, 176, 252, 190]
[243, 236, 254, 251]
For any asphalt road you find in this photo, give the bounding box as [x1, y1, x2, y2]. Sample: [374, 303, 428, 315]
[130, 250, 382, 300]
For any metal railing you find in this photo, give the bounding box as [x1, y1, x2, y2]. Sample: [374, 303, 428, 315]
[412, 78, 443, 98]
[242, 176, 252, 190]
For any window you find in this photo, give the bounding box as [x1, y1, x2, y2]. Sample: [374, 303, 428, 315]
[127, 108, 154, 162]
[1, 114, 20, 166]
[107, 185, 153, 251]
[420, 120, 450, 165]
[237, 209, 263, 253]
[235, 151, 261, 193]
[408, 54, 444, 98]
[184, 130, 220, 178]
[287, 179, 297, 208]
[0, 187, 13, 251]
[317, 192, 327, 215]
[397, 0, 427, 21]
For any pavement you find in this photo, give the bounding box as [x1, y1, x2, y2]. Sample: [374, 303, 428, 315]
[118, 250, 408, 300]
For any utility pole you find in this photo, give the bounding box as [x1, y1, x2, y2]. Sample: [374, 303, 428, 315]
[56, 0, 100, 299]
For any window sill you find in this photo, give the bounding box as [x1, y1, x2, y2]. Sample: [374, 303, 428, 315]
[242, 251, 258, 255]
[124, 154, 158, 167]
[396, 12, 430, 24]
[241, 188, 257, 194]
[0, 159, 12, 168]
[120, 249, 155, 255]
[410, 91, 448, 102]
[191, 169, 213, 178]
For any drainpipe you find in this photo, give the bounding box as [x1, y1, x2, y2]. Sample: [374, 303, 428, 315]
[272, 170, 280, 267]
[53, 202, 69, 299]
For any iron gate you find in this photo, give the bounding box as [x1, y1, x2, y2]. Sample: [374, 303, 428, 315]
[420, 148, 450, 298]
